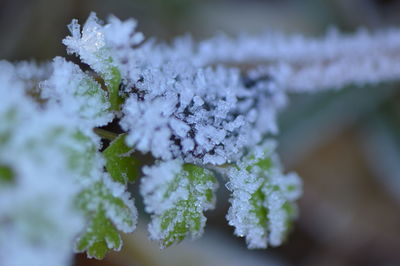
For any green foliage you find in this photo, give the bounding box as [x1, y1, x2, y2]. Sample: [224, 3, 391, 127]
[105, 66, 123, 111]
[248, 150, 273, 231]
[249, 186, 268, 231]
[0, 164, 14, 184]
[75, 208, 121, 259]
[104, 133, 140, 185]
[60, 130, 137, 259]
[90, 52, 123, 111]
[79, 73, 111, 118]
[64, 131, 98, 177]
[0, 108, 17, 146]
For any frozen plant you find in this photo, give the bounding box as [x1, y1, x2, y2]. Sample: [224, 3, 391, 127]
[1, 12, 400, 266]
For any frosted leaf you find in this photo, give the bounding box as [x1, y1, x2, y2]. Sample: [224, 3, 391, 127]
[141, 160, 218, 248]
[65, 130, 138, 259]
[225, 141, 302, 248]
[0, 63, 85, 266]
[0, 164, 14, 184]
[103, 133, 140, 185]
[75, 174, 137, 259]
[0, 60, 138, 263]
[41, 57, 113, 130]
[63, 13, 123, 111]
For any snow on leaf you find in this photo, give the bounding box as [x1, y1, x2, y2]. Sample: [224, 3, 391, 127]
[226, 141, 302, 248]
[141, 160, 218, 248]
[103, 133, 140, 185]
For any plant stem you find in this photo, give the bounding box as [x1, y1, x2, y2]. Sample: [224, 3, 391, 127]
[93, 128, 118, 141]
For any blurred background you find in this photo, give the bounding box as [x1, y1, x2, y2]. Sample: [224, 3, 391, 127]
[1, 0, 400, 265]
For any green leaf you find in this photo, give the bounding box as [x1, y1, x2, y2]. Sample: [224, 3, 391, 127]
[249, 186, 268, 230]
[75, 209, 121, 259]
[90, 54, 123, 111]
[0, 164, 14, 185]
[141, 161, 218, 248]
[87, 55, 123, 111]
[64, 14, 125, 112]
[103, 134, 139, 185]
[105, 66, 123, 111]
[64, 131, 98, 177]
[78, 72, 111, 120]
[63, 130, 137, 259]
[0, 108, 17, 146]
[75, 179, 137, 259]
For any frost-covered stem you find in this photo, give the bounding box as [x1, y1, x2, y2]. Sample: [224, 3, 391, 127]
[196, 29, 400, 93]
[245, 51, 400, 93]
[94, 128, 118, 141]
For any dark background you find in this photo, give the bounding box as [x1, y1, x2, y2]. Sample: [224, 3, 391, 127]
[1, 1, 400, 265]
